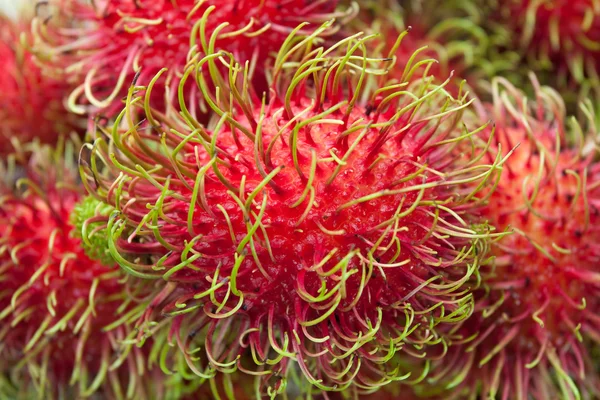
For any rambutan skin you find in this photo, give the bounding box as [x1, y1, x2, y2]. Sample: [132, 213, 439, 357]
[418, 77, 600, 399]
[81, 26, 500, 396]
[0, 139, 164, 399]
[0, 16, 77, 155]
[31, 0, 355, 116]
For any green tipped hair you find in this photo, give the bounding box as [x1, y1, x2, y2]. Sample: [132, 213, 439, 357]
[70, 195, 115, 266]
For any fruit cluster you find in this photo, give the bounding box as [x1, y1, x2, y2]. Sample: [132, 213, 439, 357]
[0, 1, 599, 399]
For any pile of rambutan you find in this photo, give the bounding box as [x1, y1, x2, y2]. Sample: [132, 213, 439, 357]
[1, 0, 600, 399]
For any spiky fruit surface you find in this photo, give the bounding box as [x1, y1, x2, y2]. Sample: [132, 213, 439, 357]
[420, 77, 600, 399]
[31, 0, 354, 116]
[81, 26, 500, 396]
[0, 139, 163, 399]
[0, 16, 76, 155]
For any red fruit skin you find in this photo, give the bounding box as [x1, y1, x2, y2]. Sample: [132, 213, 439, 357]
[420, 78, 600, 399]
[0, 142, 159, 399]
[0, 17, 76, 155]
[82, 32, 496, 396]
[151, 100, 445, 311]
[31, 0, 353, 117]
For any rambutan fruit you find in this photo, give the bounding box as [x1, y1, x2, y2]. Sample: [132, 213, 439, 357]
[80, 25, 502, 396]
[418, 76, 600, 399]
[30, 0, 356, 117]
[0, 138, 166, 399]
[498, 0, 600, 84]
[0, 15, 78, 155]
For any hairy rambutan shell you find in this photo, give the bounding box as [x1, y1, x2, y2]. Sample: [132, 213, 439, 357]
[30, 0, 356, 117]
[0, 139, 164, 399]
[81, 26, 501, 396]
[419, 76, 600, 400]
[0, 16, 77, 155]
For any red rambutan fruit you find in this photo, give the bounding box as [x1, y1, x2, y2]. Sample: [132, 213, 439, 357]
[0, 15, 78, 155]
[499, 0, 600, 84]
[0, 138, 166, 399]
[418, 76, 600, 399]
[30, 0, 356, 117]
[80, 26, 501, 396]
